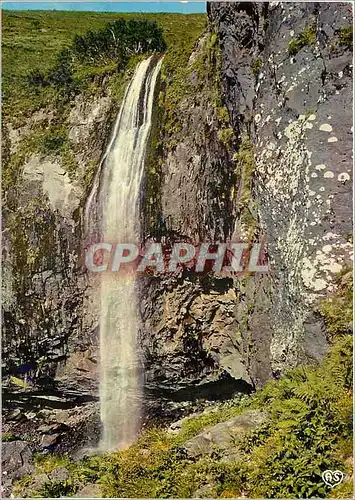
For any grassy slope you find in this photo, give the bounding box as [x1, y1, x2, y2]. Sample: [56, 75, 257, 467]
[2, 10, 206, 194]
[2, 10, 206, 122]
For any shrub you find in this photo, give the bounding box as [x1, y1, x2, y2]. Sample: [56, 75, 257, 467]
[38, 480, 78, 498]
[217, 127, 234, 148]
[72, 19, 166, 64]
[26, 18, 166, 98]
[251, 58, 262, 77]
[318, 269, 353, 339]
[27, 69, 49, 87]
[2, 433, 18, 442]
[288, 22, 317, 55]
[338, 25, 353, 49]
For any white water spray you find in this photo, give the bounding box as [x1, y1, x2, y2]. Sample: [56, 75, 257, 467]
[86, 56, 162, 451]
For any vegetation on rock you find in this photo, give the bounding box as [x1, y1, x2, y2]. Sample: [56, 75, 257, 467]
[251, 57, 262, 77]
[288, 22, 317, 55]
[318, 268, 353, 339]
[338, 25, 353, 49]
[2, 11, 205, 186]
[26, 19, 166, 95]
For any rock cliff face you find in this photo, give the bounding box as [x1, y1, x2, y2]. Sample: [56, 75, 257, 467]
[209, 0, 353, 373]
[138, 34, 254, 405]
[138, 1, 352, 402]
[2, 85, 119, 450]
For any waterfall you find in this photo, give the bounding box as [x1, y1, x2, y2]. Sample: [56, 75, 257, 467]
[86, 56, 162, 452]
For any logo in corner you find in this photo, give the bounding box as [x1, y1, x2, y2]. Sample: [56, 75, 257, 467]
[322, 470, 344, 488]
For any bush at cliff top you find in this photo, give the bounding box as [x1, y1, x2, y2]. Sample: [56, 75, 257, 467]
[26, 18, 166, 94]
[72, 18, 166, 63]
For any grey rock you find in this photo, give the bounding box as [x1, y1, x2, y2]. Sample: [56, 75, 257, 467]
[40, 433, 60, 449]
[49, 466, 70, 482]
[2, 441, 34, 483]
[29, 473, 51, 492]
[7, 408, 23, 422]
[76, 483, 102, 498]
[37, 422, 68, 434]
[183, 409, 268, 458]
[193, 480, 219, 498]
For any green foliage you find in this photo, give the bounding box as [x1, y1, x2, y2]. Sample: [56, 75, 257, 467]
[2, 118, 78, 195]
[38, 480, 78, 497]
[2, 433, 18, 442]
[34, 453, 72, 472]
[73, 19, 166, 62]
[288, 22, 317, 55]
[318, 269, 353, 339]
[338, 25, 353, 49]
[304, 107, 315, 119]
[233, 137, 255, 211]
[19, 326, 353, 498]
[216, 106, 230, 124]
[175, 397, 248, 443]
[251, 58, 262, 77]
[157, 19, 206, 146]
[5, 10, 353, 500]
[23, 18, 165, 102]
[217, 127, 234, 149]
[245, 335, 353, 498]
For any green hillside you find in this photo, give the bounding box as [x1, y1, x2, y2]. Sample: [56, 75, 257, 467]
[2, 10, 206, 122]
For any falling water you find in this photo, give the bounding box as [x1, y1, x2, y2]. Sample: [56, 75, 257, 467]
[86, 56, 162, 452]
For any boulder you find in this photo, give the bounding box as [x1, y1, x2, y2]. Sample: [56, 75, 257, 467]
[76, 483, 102, 498]
[2, 441, 34, 479]
[183, 409, 267, 458]
[49, 466, 70, 482]
[1, 441, 34, 496]
[40, 433, 60, 450]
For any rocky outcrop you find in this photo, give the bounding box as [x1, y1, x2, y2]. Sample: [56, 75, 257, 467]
[182, 409, 267, 459]
[209, 1, 352, 373]
[138, 34, 254, 402]
[2, 86, 119, 453]
[139, 2, 352, 402]
[2, 441, 34, 496]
